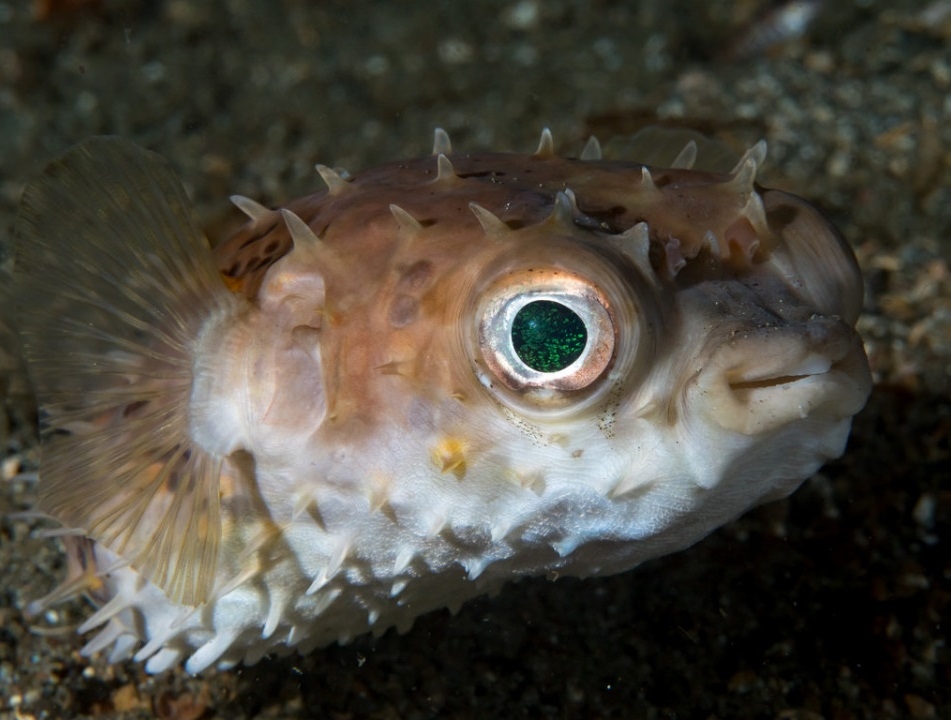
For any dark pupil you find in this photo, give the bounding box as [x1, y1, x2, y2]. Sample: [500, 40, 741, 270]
[511, 300, 587, 373]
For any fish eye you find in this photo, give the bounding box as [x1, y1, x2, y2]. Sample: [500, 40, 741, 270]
[511, 300, 587, 372]
[477, 272, 616, 395]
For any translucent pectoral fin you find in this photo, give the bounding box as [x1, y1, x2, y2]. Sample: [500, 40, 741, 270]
[15, 137, 247, 606]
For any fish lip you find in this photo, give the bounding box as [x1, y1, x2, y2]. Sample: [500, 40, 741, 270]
[694, 316, 872, 436]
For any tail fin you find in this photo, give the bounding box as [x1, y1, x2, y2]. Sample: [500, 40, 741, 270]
[15, 138, 245, 606]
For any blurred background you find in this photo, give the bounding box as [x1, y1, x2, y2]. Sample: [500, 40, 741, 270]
[1, 1, 948, 717]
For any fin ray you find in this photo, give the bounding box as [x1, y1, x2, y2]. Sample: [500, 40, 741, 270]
[15, 137, 245, 606]
[608, 126, 740, 172]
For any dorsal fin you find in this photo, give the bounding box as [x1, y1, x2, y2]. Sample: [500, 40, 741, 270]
[608, 126, 739, 172]
[669, 140, 698, 169]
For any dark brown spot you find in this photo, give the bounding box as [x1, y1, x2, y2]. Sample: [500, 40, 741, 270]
[264, 240, 280, 254]
[239, 224, 278, 249]
[577, 204, 628, 232]
[389, 294, 420, 328]
[456, 170, 505, 179]
[247, 256, 268, 272]
[399, 260, 434, 291]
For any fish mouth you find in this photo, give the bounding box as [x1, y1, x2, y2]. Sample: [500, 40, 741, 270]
[696, 316, 871, 436]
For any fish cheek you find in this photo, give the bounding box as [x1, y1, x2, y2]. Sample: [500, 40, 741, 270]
[269, 326, 327, 432]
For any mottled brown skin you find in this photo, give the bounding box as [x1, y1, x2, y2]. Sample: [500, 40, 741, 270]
[214, 151, 862, 435]
[216, 154, 770, 301]
[212, 146, 864, 440]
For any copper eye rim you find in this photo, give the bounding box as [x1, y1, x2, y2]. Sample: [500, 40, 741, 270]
[477, 271, 617, 393]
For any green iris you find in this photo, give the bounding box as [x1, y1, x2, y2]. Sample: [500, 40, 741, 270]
[511, 300, 587, 373]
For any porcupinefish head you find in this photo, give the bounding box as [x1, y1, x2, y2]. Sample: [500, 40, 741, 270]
[13, 128, 871, 673]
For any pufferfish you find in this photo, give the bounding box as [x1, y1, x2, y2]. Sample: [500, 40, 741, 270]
[12, 127, 871, 674]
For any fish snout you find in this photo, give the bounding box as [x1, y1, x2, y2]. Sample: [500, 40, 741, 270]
[693, 316, 871, 436]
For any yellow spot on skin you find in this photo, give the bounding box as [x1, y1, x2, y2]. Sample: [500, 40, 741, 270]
[85, 573, 105, 595]
[431, 438, 467, 480]
[220, 273, 244, 293]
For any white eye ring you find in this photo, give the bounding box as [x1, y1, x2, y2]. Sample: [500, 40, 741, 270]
[478, 271, 615, 393]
